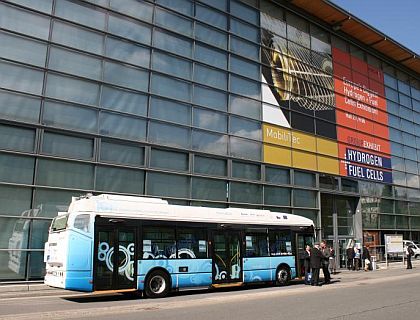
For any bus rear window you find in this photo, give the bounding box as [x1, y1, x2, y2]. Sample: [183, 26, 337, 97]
[51, 215, 69, 231]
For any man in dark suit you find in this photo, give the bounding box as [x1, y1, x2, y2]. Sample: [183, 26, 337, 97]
[346, 246, 354, 270]
[310, 242, 324, 286]
[320, 240, 331, 284]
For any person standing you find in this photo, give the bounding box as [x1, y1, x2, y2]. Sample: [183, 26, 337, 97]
[329, 246, 337, 275]
[320, 240, 331, 283]
[362, 245, 371, 271]
[303, 244, 311, 285]
[310, 242, 324, 286]
[407, 245, 414, 269]
[354, 247, 361, 271]
[346, 246, 354, 270]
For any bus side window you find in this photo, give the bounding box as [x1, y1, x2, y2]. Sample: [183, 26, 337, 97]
[73, 214, 90, 233]
[269, 230, 292, 256]
[177, 228, 207, 259]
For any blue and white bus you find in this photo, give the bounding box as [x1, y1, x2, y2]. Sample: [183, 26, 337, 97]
[44, 194, 314, 298]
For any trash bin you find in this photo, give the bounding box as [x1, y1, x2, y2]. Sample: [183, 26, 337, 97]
[371, 256, 377, 271]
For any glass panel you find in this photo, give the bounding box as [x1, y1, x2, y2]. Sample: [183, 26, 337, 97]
[105, 37, 150, 68]
[147, 172, 190, 198]
[230, 75, 261, 100]
[194, 64, 227, 90]
[0, 185, 32, 216]
[380, 214, 395, 229]
[96, 230, 114, 289]
[155, 7, 193, 36]
[96, 166, 144, 194]
[37, 159, 94, 189]
[0, 91, 40, 123]
[52, 21, 104, 55]
[108, 14, 151, 44]
[101, 86, 148, 116]
[230, 182, 262, 204]
[230, 55, 260, 80]
[150, 149, 189, 172]
[196, 4, 227, 29]
[0, 154, 34, 184]
[264, 186, 290, 206]
[151, 74, 191, 102]
[230, 18, 259, 42]
[45, 73, 100, 105]
[104, 62, 149, 91]
[232, 161, 260, 180]
[205, 0, 227, 11]
[156, 0, 193, 16]
[294, 171, 316, 187]
[142, 227, 176, 259]
[194, 156, 226, 176]
[0, 217, 29, 279]
[193, 108, 227, 132]
[177, 228, 207, 259]
[192, 177, 226, 201]
[43, 101, 98, 133]
[148, 121, 190, 149]
[100, 141, 144, 166]
[154, 29, 192, 58]
[0, 124, 34, 152]
[152, 51, 192, 79]
[245, 233, 269, 257]
[42, 132, 93, 160]
[341, 179, 359, 193]
[294, 209, 318, 227]
[33, 188, 78, 218]
[195, 23, 227, 50]
[269, 230, 292, 256]
[109, 0, 153, 22]
[230, 36, 259, 60]
[8, 0, 52, 13]
[150, 97, 191, 126]
[99, 112, 146, 141]
[230, 116, 261, 140]
[230, 136, 261, 161]
[0, 62, 44, 95]
[192, 130, 227, 155]
[265, 167, 290, 184]
[30, 220, 51, 249]
[230, 95, 261, 119]
[48, 46, 102, 80]
[319, 175, 338, 190]
[193, 86, 227, 111]
[230, 0, 259, 25]
[0, 3, 50, 39]
[0, 31, 47, 67]
[195, 43, 227, 69]
[293, 189, 317, 208]
[55, 0, 106, 30]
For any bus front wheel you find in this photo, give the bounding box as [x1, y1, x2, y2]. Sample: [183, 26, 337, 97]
[145, 270, 170, 298]
[276, 266, 290, 286]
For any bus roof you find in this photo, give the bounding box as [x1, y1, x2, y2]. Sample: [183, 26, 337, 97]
[68, 194, 314, 228]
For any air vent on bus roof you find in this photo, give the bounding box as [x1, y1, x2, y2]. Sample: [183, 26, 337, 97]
[100, 194, 168, 205]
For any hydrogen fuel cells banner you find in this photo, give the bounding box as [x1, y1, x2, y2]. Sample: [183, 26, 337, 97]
[333, 47, 392, 183]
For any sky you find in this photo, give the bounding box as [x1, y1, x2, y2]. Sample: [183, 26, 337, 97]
[331, 0, 420, 55]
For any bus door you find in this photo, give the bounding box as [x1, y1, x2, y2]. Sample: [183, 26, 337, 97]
[212, 231, 242, 284]
[94, 220, 137, 291]
[295, 234, 314, 278]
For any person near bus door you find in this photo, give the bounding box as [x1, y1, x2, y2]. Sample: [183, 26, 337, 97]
[303, 244, 311, 285]
[310, 243, 324, 286]
[407, 245, 414, 269]
[320, 240, 331, 284]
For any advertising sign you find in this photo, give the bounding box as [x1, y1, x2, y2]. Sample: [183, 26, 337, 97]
[384, 234, 403, 254]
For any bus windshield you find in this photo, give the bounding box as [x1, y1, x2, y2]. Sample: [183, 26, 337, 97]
[51, 214, 69, 232]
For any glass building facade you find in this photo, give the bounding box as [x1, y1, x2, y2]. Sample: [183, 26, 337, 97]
[0, 0, 419, 280]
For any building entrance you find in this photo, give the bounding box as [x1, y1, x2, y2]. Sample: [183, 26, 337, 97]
[321, 194, 359, 269]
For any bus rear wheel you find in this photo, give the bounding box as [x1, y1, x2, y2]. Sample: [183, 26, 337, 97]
[145, 270, 170, 298]
[276, 266, 290, 286]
